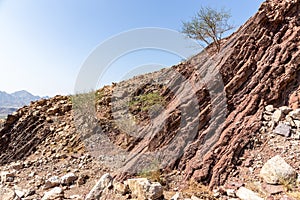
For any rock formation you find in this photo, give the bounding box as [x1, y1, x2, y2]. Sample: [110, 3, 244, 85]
[0, 0, 299, 198]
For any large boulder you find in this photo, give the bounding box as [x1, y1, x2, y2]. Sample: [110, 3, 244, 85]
[126, 178, 163, 200]
[260, 155, 297, 184]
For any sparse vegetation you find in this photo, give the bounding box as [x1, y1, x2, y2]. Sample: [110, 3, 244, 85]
[129, 92, 165, 112]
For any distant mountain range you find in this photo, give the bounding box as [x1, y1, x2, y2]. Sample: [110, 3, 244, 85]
[0, 90, 47, 118]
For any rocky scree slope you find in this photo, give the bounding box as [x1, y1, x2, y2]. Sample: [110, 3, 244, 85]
[0, 0, 299, 196]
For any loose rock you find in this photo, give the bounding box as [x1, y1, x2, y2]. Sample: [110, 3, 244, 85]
[260, 155, 297, 184]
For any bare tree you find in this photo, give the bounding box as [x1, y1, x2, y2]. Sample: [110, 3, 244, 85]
[182, 6, 234, 52]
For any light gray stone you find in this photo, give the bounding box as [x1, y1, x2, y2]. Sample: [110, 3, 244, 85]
[61, 172, 77, 185]
[236, 187, 263, 200]
[260, 155, 297, 184]
[44, 176, 60, 189]
[265, 105, 275, 112]
[274, 122, 291, 137]
[85, 173, 113, 200]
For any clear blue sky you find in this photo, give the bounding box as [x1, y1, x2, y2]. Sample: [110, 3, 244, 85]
[0, 0, 264, 97]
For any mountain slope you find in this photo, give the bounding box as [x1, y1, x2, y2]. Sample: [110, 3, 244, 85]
[0, 0, 299, 196]
[0, 90, 44, 117]
[0, 90, 42, 108]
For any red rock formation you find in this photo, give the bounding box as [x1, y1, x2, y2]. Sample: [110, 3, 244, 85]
[110, 0, 300, 188]
[0, 0, 299, 191]
[178, 0, 300, 188]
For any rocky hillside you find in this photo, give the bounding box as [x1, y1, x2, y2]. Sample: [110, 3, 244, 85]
[0, 0, 299, 199]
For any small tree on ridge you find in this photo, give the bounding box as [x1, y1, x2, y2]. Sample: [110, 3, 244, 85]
[182, 6, 234, 52]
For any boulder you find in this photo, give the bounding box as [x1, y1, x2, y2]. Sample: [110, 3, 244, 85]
[127, 178, 163, 200]
[260, 155, 297, 184]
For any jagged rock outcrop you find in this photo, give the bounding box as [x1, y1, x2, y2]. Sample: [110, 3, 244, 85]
[92, 0, 299, 188]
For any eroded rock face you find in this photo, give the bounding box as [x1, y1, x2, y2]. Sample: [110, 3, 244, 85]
[107, 0, 300, 188]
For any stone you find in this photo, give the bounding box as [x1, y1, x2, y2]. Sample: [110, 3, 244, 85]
[85, 173, 113, 200]
[42, 187, 64, 200]
[265, 105, 274, 112]
[61, 173, 77, 185]
[44, 176, 61, 189]
[272, 109, 284, 122]
[127, 178, 163, 200]
[294, 120, 300, 128]
[15, 189, 26, 198]
[263, 114, 272, 121]
[148, 182, 164, 200]
[273, 122, 291, 137]
[285, 115, 296, 127]
[236, 187, 263, 200]
[279, 106, 292, 114]
[260, 155, 297, 184]
[226, 189, 236, 197]
[289, 109, 300, 120]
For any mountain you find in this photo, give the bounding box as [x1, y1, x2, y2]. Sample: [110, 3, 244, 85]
[0, 0, 299, 199]
[0, 90, 45, 117]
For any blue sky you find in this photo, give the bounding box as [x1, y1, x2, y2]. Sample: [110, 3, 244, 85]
[0, 0, 264, 97]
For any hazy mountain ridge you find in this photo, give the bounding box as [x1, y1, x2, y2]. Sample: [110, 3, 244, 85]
[0, 90, 46, 117]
